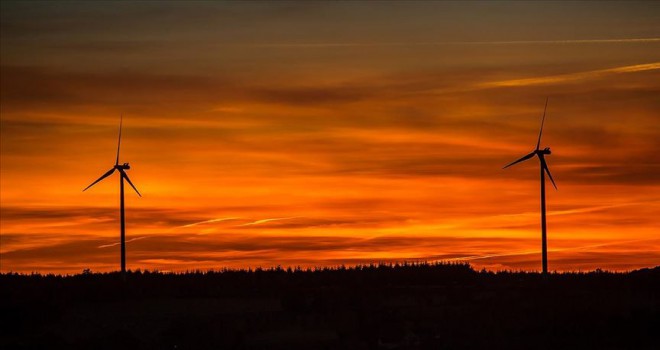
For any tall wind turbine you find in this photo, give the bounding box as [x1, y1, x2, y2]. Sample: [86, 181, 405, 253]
[83, 115, 141, 274]
[503, 98, 557, 274]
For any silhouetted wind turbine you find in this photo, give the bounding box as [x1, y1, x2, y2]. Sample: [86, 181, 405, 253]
[83, 115, 141, 275]
[503, 98, 557, 275]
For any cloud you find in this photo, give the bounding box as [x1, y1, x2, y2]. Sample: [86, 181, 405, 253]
[0, 206, 203, 229]
[236, 217, 301, 227]
[560, 164, 660, 185]
[0, 65, 224, 113]
[478, 62, 660, 88]
[4, 233, 657, 273]
[249, 85, 370, 105]
[1, 234, 532, 267]
[444, 239, 656, 262]
[98, 236, 148, 248]
[0, 65, 380, 116]
[240, 38, 660, 48]
[179, 217, 242, 228]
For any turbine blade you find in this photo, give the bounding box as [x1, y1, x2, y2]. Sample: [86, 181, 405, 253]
[503, 151, 536, 169]
[535, 97, 549, 151]
[540, 157, 558, 190]
[115, 114, 123, 166]
[119, 169, 142, 197]
[83, 168, 115, 192]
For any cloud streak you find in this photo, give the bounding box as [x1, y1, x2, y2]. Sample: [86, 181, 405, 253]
[236, 217, 301, 227]
[3, 233, 658, 273]
[179, 217, 241, 228]
[479, 63, 660, 88]
[240, 38, 660, 48]
[98, 236, 148, 248]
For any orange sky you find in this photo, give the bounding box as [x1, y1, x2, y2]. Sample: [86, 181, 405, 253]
[1, 2, 659, 274]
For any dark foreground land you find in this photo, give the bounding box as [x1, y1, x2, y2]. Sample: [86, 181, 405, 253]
[1, 263, 658, 350]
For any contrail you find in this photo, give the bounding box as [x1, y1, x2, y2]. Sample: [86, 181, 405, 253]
[98, 236, 147, 248]
[239, 38, 660, 48]
[179, 217, 241, 228]
[236, 216, 300, 227]
[479, 62, 660, 88]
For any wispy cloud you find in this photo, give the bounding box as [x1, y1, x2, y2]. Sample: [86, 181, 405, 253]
[478, 62, 660, 88]
[97, 236, 148, 248]
[236, 217, 301, 227]
[240, 38, 660, 48]
[548, 202, 656, 216]
[179, 217, 241, 228]
[6, 233, 657, 273]
[445, 238, 660, 263]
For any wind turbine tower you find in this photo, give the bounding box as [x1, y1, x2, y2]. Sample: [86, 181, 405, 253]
[83, 115, 141, 274]
[503, 98, 557, 274]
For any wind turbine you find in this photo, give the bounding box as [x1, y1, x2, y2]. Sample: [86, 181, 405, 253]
[83, 115, 141, 275]
[503, 98, 557, 275]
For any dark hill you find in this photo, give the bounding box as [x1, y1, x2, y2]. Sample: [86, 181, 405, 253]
[2, 263, 658, 349]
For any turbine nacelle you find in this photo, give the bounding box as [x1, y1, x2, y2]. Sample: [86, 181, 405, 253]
[538, 147, 551, 155]
[116, 162, 131, 170]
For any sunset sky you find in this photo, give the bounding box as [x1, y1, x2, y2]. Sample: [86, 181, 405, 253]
[1, 1, 659, 274]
